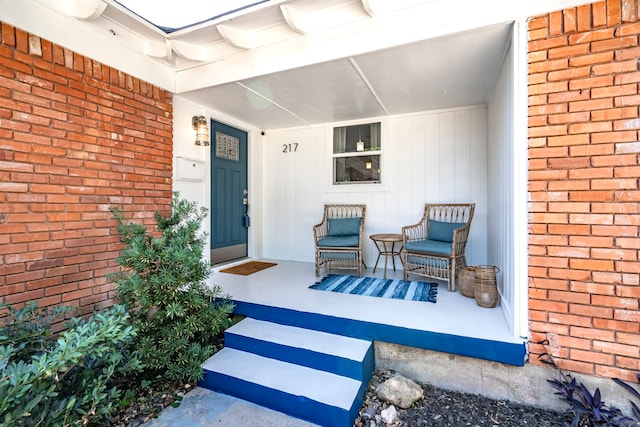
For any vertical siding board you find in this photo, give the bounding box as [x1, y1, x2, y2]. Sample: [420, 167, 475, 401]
[421, 115, 440, 205]
[489, 40, 516, 333]
[381, 119, 399, 230]
[409, 115, 427, 220]
[453, 110, 472, 203]
[438, 112, 456, 201]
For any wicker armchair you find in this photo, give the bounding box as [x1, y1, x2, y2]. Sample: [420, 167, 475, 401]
[313, 204, 366, 277]
[402, 204, 475, 291]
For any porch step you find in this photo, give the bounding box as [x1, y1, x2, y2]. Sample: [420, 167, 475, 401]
[224, 317, 374, 381]
[200, 318, 373, 427]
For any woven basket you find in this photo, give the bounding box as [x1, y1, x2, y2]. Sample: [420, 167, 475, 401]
[474, 265, 500, 308]
[458, 266, 476, 298]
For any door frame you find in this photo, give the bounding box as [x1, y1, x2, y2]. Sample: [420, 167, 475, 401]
[208, 119, 250, 265]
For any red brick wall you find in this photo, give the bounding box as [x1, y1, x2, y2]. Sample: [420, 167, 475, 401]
[528, 0, 639, 381]
[0, 22, 173, 315]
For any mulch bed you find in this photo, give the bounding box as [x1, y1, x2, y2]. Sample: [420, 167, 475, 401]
[110, 382, 194, 427]
[354, 369, 572, 427]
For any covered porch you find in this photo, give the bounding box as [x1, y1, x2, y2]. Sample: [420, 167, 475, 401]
[209, 259, 526, 366]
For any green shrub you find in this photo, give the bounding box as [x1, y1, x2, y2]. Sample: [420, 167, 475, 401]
[0, 301, 71, 363]
[0, 303, 143, 427]
[110, 193, 233, 383]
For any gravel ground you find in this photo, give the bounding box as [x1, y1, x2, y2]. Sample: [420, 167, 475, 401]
[354, 370, 572, 427]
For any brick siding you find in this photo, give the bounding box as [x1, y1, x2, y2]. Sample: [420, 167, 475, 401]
[528, 0, 640, 381]
[0, 22, 173, 315]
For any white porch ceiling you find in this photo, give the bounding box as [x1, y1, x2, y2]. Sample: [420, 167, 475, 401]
[3, 0, 592, 130]
[183, 24, 512, 129]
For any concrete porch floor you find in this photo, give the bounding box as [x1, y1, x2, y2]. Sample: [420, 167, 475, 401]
[208, 259, 526, 366]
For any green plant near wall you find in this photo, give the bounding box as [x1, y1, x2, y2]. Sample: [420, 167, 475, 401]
[110, 193, 233, 383]
[540, 340, 640, 427]
[0, 303, 143, 427]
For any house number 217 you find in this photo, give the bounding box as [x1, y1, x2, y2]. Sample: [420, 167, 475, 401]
[282, 143, 298, 153]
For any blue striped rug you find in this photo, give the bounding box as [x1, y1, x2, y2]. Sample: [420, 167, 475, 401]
[310, 274, 437, 303]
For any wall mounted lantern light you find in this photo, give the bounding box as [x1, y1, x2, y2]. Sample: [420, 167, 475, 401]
[192, 115, 209, 146]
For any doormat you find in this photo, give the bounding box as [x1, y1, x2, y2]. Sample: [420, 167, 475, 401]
[310, 274, 437, 303]
[220, 261, 277, 276]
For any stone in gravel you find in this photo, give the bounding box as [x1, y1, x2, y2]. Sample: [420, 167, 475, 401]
[376, 374, 424, 409]
[381, 405, 399, 424]
[361, 405, 377, 420]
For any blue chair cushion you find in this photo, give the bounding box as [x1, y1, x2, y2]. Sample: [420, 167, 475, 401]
[427, 220, 465, 243]
[318, 235, 359, 247]
[328, 218, 361, 236]
[405, 239, 452, 256]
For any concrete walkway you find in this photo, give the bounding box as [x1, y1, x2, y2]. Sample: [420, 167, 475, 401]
[146, 386, 318, 427]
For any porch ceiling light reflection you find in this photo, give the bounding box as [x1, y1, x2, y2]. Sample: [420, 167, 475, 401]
[244, 80, 273, 110]
[192, 115, 209, 146]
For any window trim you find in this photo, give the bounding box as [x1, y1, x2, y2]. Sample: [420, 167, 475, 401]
[331, 121, 382, 185]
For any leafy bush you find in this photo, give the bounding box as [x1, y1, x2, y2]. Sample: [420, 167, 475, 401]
[110, 193, 233, 383]
[547, 371, 622, 426]
[613, 374, 640, 427]
[0, 301, 71, 363]
[0, 303, 143, 427]
[541, 340, 640, 427]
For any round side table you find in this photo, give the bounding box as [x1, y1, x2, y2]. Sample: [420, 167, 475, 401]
[369, 233, 404, 279]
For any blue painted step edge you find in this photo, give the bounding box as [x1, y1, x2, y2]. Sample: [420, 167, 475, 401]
[231, 300, 527, 366]
[224, 331, 375, 383]
[199, 370, 366, 427]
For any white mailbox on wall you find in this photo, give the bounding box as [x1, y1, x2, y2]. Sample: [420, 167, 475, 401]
[176, 157, 205, 182]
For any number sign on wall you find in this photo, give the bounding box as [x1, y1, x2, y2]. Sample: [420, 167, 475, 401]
[282, 143, 298, 153]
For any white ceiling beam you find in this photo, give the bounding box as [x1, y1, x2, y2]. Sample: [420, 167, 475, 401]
[165, 39, 173, 62]
[361, 0, 389, 16]
[362, 0, 437, 17]
[171, 40, 213, 62]
[217, 24, 256, 49]
[177, 0, 594, 93]
[145, 39, 167, 58]
[3, 0, 175, 91]
[168, 0, 289, 38]
[280, 4, 313, 34]
[68, 0, 107, 20]
[282, 2, 368, 35]
[35, 0, 107, 20]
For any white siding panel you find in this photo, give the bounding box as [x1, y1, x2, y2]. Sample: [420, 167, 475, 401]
[454, 110, 472, 202]
[487, 29, 524, 338]
[262, 127, 326, 260]
[421, 115, 440, 208]
[438, 113, 456, 201]
[468, 108, 489, 268]
[261, 106, 489, 270]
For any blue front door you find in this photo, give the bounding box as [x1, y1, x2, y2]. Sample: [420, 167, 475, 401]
[210, 120, 248, 264]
